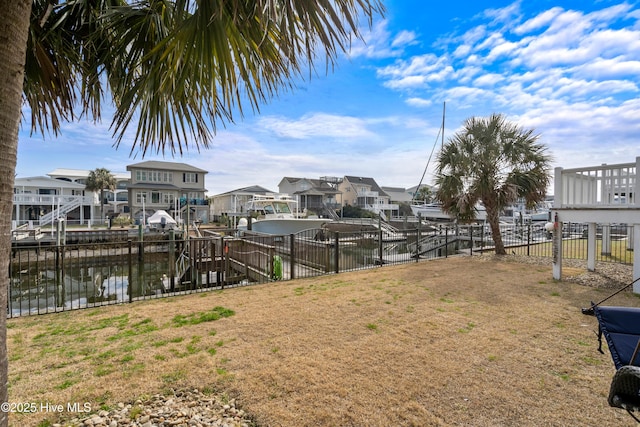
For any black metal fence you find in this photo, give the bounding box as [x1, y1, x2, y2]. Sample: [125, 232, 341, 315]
[8, 222, 634, 317]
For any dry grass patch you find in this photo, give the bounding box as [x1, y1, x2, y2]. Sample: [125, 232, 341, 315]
[7, 257, 639, 426]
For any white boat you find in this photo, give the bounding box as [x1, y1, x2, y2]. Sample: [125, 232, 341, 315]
[411, 202, 487, 222]
[238, 194, 331, 235]
[147, 210, 178, 231]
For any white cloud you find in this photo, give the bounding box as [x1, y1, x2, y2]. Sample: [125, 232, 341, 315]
[391, 30, 418, 47]
[452, 44, 472, 58]
[483, 1, 523, 26]
[348, 20, 417, 59]
[515, 7, 564, 34]
[473, 73, 504, 87]
[406, 97, 432, 108]
[259, 113, 375, 139]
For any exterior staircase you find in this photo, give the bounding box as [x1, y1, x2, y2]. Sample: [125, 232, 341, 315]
[39, 197, 83, 226]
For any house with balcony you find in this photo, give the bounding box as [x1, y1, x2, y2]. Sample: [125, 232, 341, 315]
[337, 176, 398, 219]
[278, 177, 341, 218]
[126, 161, 209, 224]
[209, 185, 273, 225]
[381, 186, 415, 217]
[551, 157, 639, 289]
[12, 176, 93, 229]
[47, 168, 130, 217]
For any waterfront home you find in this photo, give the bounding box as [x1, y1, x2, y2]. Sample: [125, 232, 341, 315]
[12, 175, 91, 228]
[126, 161, 209, 225]
[48, 168, 130, 217]
[277, 177, 341, 218]
[209, 185, 274, 226]
[338, 176, 398, 219]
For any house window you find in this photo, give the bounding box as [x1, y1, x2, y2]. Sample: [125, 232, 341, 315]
[163, 193, 175, 204]
[135, 170, 173, 183]
[136, 192, 148, 204]
[151, 192, 160, 204]
[183, 173, 198, 183]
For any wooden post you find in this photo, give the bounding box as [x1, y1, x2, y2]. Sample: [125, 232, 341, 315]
[552, 214, 563, 280]
[602, 224, 611, 256]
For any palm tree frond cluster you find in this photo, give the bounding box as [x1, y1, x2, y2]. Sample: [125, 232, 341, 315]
[23, 0, 385, 156]
[435, 113, 552, 255]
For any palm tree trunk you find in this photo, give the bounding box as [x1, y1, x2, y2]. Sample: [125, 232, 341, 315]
[486, 206, 507, 255]
[0, 1, 32, 425]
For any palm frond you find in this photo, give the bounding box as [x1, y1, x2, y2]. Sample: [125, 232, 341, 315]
[23, 0, 385, 156]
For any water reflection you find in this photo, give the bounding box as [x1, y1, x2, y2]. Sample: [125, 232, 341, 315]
[9, 262, 168, 316]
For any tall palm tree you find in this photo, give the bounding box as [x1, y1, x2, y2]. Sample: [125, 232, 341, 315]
[0, 1, 384, 424]
[85, 168, 117, 221]
[434, 114, 552, 255]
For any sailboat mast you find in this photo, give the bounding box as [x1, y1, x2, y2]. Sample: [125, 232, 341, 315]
[441, 101, 446, 148]
[411, 102, 446, 204]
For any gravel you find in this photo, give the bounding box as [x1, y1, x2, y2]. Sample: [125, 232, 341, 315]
[476, 254, 634, 290]
[56, 388, 255, 427]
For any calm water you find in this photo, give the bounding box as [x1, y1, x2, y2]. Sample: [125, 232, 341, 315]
[9, 259, 171, 316]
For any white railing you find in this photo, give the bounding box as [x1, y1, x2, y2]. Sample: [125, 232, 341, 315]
[554, 157, 639, 208]
[13, 194, 94, 205]
[13, 195, 96, 227]
[364, 203, 399, 213]
[39, 198, 83, 225]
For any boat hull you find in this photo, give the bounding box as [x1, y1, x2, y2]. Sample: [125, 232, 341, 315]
[245, 218, 330, 235]
[411, 204, 487, 221]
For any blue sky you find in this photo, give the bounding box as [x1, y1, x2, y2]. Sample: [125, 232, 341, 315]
[16, 0, 640, 195]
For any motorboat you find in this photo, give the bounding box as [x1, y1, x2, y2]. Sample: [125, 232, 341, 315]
[238, 194, 331, 235]
[410, 202, 487, 222]
[147, 210, 178, 231]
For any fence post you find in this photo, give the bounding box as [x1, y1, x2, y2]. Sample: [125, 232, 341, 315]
[192, 239, 200, 289]
[137, 237, 146, 301]
[55, 243, 62, 308]
[128, 240, 133, 303]
[290, 234, 296, 280]
[334, 232, 340, 273]
[223, 240, 229, 289]
[378, 229, 383, 266]
[469, 225, 473, 256]
[416, 216, 421, 262]
[169, 230, 176, 292]
[445, 227, 449, 258]
[527, 224, 531, 256]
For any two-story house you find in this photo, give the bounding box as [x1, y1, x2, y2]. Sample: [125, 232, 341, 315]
[126, 161, 209, 224]
[381, 186, 414, 217]
[277, 177, 341, 217]
[338, 176, 398, 218]
[209, 185, 274, 226]
[12, 176, 90, 228]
